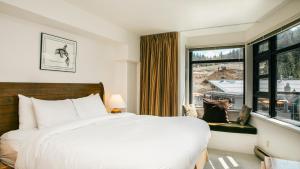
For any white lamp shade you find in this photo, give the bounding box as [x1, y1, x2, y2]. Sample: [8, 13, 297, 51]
[109, 94, 126, 109]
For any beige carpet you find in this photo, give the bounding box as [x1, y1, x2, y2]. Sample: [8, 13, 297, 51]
[204, 149, 261, 169]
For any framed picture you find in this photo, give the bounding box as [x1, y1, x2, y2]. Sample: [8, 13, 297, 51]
[40, 33, 77, 72]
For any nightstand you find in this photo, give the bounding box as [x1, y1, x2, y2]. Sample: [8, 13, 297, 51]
[111, 108, 122, 113]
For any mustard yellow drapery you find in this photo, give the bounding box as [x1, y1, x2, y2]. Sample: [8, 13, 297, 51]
[140, 32, 178, 116]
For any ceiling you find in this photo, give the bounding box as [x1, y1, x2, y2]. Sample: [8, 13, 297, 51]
[65, 0, 288, 35]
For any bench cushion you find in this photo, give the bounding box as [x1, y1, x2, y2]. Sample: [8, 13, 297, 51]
[208, 121, 257, 134]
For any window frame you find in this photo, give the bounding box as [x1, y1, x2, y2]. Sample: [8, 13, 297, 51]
[253, 23, 300, 122]
[188, 45, 246, 109]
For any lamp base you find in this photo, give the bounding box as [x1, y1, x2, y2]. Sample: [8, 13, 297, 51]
[111, 108, 122, 113]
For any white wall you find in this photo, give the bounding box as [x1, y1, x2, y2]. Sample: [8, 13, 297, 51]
[208, 131, 257, 154]
[0, 13, 141, 112]
[0, 13, 115, 105]
[127, 61, 139, 113]
[0, 0, 140, 113]
[245, 45, 253, 107]
[246, 0, 300, 42]
[250, 114, 300, 161]
[0, 0, 132, 43]
[186, 31, 246, 48]
[178, 32, 187, 116]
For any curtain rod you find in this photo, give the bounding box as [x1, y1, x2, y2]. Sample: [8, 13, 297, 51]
[248, 17, 300, 46]
[180, 22, 257, 32]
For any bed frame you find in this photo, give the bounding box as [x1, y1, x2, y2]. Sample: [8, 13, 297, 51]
[0, 82, 105, 136]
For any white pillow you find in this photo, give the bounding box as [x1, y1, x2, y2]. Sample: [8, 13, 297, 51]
[72, 94, 107, 119]
[32, 98, 79, 128]
[18, 94, 37, 130]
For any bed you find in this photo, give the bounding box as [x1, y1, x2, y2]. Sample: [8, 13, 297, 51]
[0, 82, 210, 169]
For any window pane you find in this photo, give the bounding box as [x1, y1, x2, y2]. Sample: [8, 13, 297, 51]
[257, 97, 269, 115]
[259, 78, 268, 92]
[277, 48, 300, 81]
[259, 60, 268, 75]
[258, 41, 269, 53]
[275, 94, 300, 126]
[276, 48, 300, 125]
[277, 24, 300, 49]
[192, 62, 243, 109]
[192, 47, 243, 61]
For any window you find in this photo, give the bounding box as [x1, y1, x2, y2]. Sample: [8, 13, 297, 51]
[189, 46, 245, 110]
[259, 61, 269, 75]
[253, 23, 300, 126]
[277, 24, 300, 49]
[259, 41, 269, 53]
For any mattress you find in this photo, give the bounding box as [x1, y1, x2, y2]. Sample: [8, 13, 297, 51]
[0, 129, 37, 167]
[15, 113, 211, 169]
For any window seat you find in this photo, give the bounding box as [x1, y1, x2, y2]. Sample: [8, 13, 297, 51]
[208, 121, 257, 134]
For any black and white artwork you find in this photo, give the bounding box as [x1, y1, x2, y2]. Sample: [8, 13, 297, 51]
[40, 33, 77, 72]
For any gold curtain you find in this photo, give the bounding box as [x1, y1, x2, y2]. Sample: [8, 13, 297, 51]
[140, 32, 178, 116]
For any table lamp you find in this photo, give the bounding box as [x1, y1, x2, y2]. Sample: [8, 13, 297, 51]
[109, 94, 126, 113]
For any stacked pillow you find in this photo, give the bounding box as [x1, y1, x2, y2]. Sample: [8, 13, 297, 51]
[183, 104, 198, 118]
[72, 94, 107, 119]
[18, 94, 107, 129]
[32, 98, 78, 128]
[18, 95, 37, 130]
[237, 105, 252, 125]
[202, 98, 230, 123]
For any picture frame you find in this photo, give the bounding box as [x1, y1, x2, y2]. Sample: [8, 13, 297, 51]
[40, 33, 77, 73]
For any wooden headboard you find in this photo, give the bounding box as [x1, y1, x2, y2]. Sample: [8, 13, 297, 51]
[0, 82, 104, 136]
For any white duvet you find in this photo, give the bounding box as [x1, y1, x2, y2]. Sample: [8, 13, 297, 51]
[15, 113, 210, 169]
